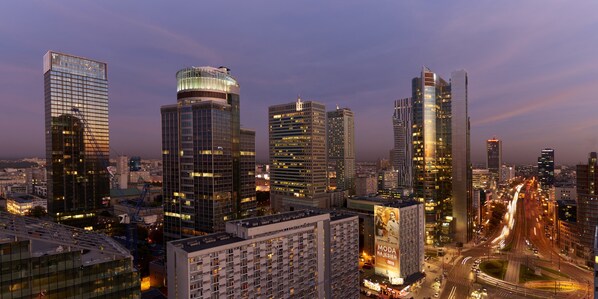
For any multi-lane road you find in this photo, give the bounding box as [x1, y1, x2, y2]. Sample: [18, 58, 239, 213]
[438, 179, 592, 299]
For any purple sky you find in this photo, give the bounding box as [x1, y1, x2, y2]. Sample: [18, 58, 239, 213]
[1, 1, 598, 164]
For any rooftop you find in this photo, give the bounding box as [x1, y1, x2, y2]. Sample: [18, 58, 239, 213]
[229, 210, 326, 228]
[0, 212, 131, 264]
[169, 232, 244, 253]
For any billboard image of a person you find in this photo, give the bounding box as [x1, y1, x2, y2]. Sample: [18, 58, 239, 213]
[386, 210, 399, 245]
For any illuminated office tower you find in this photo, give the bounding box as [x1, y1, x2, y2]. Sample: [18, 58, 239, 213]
[327, 107, 355, 192]
[269, 98, 328, 211]
[393, 98, 413, 189]
[43, 51, 109, 228]
[412, 67, 471, 245]
[486, 138, 502, 183]
[538, 148, 555, 190]
[161, 67, 256, 242]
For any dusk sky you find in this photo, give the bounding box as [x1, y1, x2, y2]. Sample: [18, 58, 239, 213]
[1, 1, 597, 164]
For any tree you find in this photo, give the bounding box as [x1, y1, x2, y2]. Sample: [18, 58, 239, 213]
[27, 206, 47, 218]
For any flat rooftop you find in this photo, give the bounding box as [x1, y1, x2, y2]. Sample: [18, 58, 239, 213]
[229, 210, 326, 228]
[169, 232, 244, 253]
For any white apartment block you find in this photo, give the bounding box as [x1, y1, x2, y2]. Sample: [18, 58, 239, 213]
[167, 210, 359, 299]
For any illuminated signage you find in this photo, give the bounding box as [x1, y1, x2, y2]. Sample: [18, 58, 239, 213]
[374, 205, 401, 280]
[363, 279, 381, 292]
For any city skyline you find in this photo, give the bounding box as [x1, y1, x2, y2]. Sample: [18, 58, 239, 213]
[2, 2, 598, 164]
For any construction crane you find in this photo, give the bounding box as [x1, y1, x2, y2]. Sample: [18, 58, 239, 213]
[118, 182, 150, 263]
[71, 107, 146, 265]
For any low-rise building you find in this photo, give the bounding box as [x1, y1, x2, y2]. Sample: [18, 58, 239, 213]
[6, 193, 47, 215]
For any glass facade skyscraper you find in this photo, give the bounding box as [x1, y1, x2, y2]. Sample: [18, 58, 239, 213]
[43, 51, 109, 228]
[538, 148, 555, 190]
[161, 67, 256, 242]
[486, 138, 502, 183]
[0, 212, 139, 298]
[412, 67, 471, 245]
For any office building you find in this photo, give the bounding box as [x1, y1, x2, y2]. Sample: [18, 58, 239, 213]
[6, 194, 47, 215]
[500, 165, 515, 183]
[374, 201, 425, 284]
[161, 66, 256, 241]
[575, 152, 598, 263]
[117, 155, 130, 189]
[0, 212, 139, 298]
[327, 107, 355, 193]
[129, 156, 142, 171]
[269, 98, 327, 211]
[392, 98, 413, 189]
[472, 169, 492, 190]
[355, 175, 378, 197]
[377, 170, 398, 191]
[538, 148, 555, 190]
[486, 138, 502, 183]
[44, 51, 109, 228]
[411, 67, 471, 245]
[555, 184, 576, 201]
[167, 210, 359, 299]
[450, 70, 473, 244]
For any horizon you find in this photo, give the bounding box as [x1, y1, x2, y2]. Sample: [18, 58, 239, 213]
[1, 1, 598, 164]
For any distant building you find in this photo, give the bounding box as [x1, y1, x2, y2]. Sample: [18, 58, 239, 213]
[161, 66, 256, 241]
[500, 165, 515, 183]
[538, 148, 555, 190]
[355, 175, 378, 197]
[555, 185, 576, 202]
[129, 156, 142, 171]
[472, 169, 491, 190]
[486, 138, 502, 183]
[269, 98, 328, 211]
[327, 107, 355, 193]
[377, 170, 398, 191]
[392, 98, 413, 189]
[44, 51, 110, 228]
[6, 193, 47, 215]
[167, 210, 359, 299]
[0, 212, 139, 298]
[117, 155, 130, 189]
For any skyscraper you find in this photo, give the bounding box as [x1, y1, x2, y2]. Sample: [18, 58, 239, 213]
[269, 98, 328, 211]
[392, 98, 413, 190]
[43, 51, 109, 228]
[538, 148, 555, 190]
[575, 152, 598, 263]
[486, 138, 502, 183]
[161, 66, 256, 242]
[412, 67, 471, 245]
[327, 107, 355, 192]
[451, 70, 473, 244]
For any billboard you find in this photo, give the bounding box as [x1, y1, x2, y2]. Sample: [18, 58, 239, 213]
[374, 205, 400, 280]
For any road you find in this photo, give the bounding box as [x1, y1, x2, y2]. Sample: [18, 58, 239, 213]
[438, 179, 592, 299]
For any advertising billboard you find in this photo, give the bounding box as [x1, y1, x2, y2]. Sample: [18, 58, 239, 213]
[374, 205, 400, 280]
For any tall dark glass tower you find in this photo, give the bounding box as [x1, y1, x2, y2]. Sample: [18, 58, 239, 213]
[486, 138, 502, 183]
[161, 67, 256, 242]
[538, 148, 555, 190]
[576, 152, 598, 263]
[43, 51, 109, 228]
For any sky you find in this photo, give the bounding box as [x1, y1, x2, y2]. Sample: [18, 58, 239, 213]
[1, 1, 597, 165]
